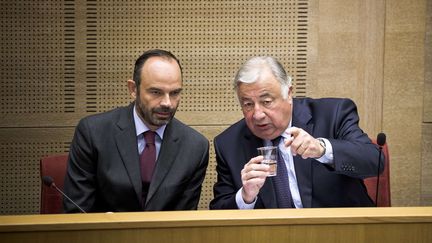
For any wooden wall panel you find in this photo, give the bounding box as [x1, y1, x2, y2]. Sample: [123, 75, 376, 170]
[307, 0, 385, 137]
[0, 1, 73, 114]
[383, 0, 426, 206]
[422, 124, 432, 205]
[82, 0, 310, 121]
[0, 128, 74, 214]
[422, 0, 432, 206]
[425, 0, 432, 123]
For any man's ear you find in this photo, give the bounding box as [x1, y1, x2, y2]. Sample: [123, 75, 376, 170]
[127, 79, 137, 99]
[288, 86, 293, 104]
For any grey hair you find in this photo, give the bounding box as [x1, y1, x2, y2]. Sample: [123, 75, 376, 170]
[233, 56, 292, 99]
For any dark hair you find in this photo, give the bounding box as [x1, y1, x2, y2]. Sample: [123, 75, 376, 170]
[133, 49, 182, 87]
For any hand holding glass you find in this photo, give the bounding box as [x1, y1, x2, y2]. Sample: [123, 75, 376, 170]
[257, 146, 278, 177]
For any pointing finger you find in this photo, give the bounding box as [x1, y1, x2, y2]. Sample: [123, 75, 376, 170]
[286, 127, 301, 138]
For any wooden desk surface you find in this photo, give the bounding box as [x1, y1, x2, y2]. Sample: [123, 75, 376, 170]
[1, 207, 432, 243]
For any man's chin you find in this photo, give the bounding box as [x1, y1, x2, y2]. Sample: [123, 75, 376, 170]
[151, 117, 173, 126]
[252, 130, 279, 140]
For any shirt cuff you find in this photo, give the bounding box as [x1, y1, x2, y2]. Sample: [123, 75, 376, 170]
[316, 138, 334, 165]
[235, 187, 257, 209]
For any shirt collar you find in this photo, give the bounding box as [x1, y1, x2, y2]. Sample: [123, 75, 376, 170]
[133, 104, 166, 139]
[281, 119, 293, 139]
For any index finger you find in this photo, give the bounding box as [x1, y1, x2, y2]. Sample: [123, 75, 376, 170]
[286, 126, 301, 138]
[248, 155, 264, 165]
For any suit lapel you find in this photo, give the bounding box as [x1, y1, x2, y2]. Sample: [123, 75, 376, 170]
[145, 119, 180, 205]
[243, 128, 278, 208]
[292, 99, 314, 208]
[115, 103, 143, 205]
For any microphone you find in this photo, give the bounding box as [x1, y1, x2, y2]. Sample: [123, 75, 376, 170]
[42, 176, 86, 213]
[375, 133, 386, 207]
[377, 133, 386, 147]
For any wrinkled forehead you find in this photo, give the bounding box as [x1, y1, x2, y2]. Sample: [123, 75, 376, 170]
[237, 78, 282, 99]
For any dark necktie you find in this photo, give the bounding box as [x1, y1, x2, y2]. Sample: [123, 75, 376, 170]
[271, 137, 295, 208]
[141, 131, 156, 183]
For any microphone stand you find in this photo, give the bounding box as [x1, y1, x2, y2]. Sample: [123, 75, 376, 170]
[375, 146, 383, 207]
[42, 176, 86, 213]
[49, 183, 87, 213]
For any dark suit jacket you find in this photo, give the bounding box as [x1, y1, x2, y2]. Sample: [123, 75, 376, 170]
[64, 103, 209, 212]
[210, 98, 383, 209]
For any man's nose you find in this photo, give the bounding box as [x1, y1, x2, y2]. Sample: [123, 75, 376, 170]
[160, 94, 172, 107]
[252, 104, 266, 120]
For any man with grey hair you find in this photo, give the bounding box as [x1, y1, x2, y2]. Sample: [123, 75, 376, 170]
[210, 56, 383, 209]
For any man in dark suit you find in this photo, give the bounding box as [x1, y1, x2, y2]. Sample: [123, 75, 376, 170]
[64, 49, 209, 212]
[210, 56, 383, 209]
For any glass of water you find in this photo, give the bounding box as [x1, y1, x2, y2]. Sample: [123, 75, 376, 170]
[257, 146, 278, 177]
